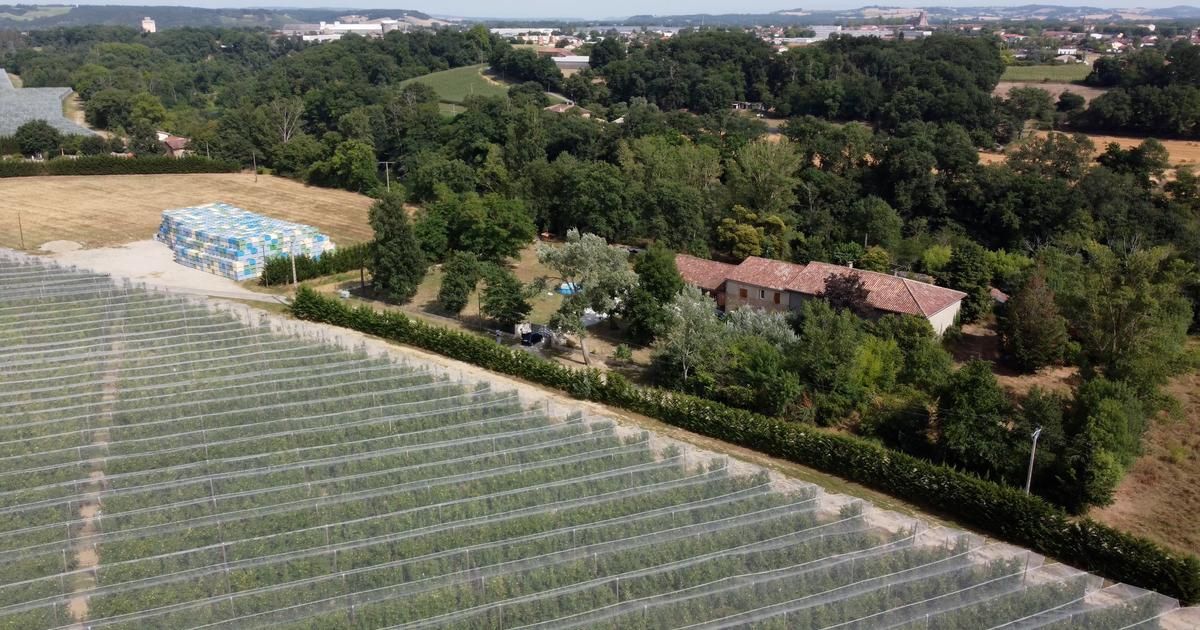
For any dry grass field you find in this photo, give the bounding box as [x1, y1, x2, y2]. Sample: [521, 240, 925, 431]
[980, 131, 1200, 170]
[993, 80, 1107, 103]
[1092, 366, 1200, 556]
[0, 173, 375, 251]
[1067, 132, 1200, 168]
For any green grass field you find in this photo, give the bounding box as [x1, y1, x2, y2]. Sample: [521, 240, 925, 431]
[0, 6, 70, 21]
[400, 64, 566, 115]
[1001, 63, 1091, 82]
[399, 64, 510, 105]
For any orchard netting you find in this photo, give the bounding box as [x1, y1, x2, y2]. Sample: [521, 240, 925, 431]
[0, 254, 1186, 629]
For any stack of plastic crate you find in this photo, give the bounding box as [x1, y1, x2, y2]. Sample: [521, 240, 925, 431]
[156, 202, 335, 280]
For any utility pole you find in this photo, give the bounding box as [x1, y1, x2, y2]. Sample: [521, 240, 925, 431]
[17, 210, 25, 250]
[252, 151, 258, 182]
[379, 161, 394, 192]
[289, 238, 298, 286]
[1025, 426, 1043, 494]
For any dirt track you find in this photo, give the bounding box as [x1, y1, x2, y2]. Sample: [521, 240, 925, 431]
[993, 81, 1108, 104]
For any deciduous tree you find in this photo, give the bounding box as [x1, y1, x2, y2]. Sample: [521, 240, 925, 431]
[821, 272, 871, 317]
[437, 251, 480, 315]
[652, 285, 726, 386]
[727, 139, 803, 216]
[938, 360, 1016, 478]
[944, 241, 993, 322]
[13, 120, 62, 157]
[624, 244, 684, 343]
[537, 230, 637, 365]
[479, 265, 532, 329]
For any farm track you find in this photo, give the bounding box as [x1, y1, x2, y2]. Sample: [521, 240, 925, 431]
[67, 338, 120, 625]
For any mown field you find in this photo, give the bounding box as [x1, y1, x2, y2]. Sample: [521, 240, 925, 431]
[0, 173, 374, 251]
[399, 64, 510, 109]
[0, 258, 1185, 629]
[399, 64, 565, 115]
[1000, 63, 1092, 82]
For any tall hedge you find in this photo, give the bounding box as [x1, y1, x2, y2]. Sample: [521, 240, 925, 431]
[260, 242, 372, 286]
[289, 286, 1200, 605]
[0, 155, 238, 178]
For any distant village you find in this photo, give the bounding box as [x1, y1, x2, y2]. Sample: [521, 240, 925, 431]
[263, 9, 1200, 75]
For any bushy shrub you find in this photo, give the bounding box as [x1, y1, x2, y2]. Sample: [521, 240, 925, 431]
[290, 286, 1200, 604]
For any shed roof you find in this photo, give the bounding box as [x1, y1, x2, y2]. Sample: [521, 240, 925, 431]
[675, 254, 736, 292]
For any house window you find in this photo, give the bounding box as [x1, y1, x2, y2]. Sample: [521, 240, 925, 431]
[773, 292, 780, 305]
[739, 288, 747, 299]
[759, 289, 766, 300]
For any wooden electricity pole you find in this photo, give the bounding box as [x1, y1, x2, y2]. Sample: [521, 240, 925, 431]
[379, 161, 394, 192]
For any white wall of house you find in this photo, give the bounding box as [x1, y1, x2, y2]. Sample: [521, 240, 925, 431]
[724, 280, 788, 312]
[926, 302, 962, 336]
[723, 281, 962, 336]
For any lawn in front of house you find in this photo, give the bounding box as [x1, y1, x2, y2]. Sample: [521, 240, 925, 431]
[261, 242, 654, 369]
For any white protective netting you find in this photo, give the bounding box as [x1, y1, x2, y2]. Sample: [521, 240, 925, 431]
[0, 253, 1184, 629]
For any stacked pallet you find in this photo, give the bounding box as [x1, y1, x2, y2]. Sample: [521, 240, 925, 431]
[156, 202, 335, 280]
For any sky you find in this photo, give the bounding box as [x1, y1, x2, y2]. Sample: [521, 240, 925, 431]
[74, 1, 1200, 20]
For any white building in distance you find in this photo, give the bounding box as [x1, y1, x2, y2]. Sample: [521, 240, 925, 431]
[552, 55, 590, 71]
[280, 19, 409, 42]
[141, 17, 156, 34]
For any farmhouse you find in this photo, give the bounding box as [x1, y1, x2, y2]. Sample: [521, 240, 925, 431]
[156, 131, 191, 158]
[543, 102, 595, 118]
[0, 69, 96, 137]
[678, 254, 966, 335]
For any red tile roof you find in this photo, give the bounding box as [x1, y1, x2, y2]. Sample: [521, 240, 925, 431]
[543, 103, 593, 117]
[674, 254, 736, 292]
[682, 254, 966, 318]
[726, 256, 805, 292]
[787, 261, 966, 317]
[162, 135, 189, 151]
